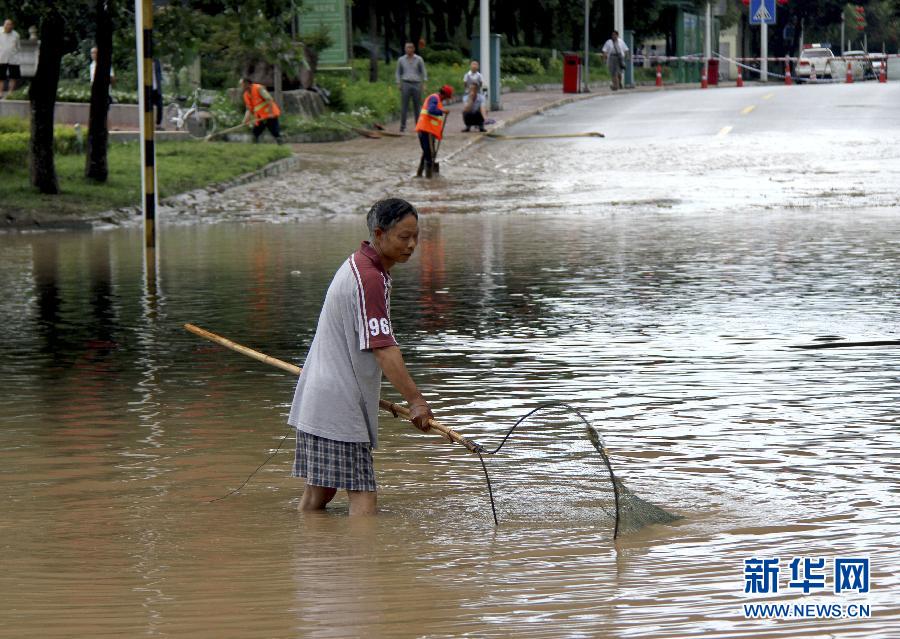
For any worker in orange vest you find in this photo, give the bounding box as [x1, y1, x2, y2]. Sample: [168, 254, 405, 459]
[415, 84, 453, 178]
[241, 77, 283, 144]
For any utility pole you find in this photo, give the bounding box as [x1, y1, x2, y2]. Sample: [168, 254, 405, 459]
[480, 0, 490, 108]
[705, 2, 711, 82]
[135, 0, 157, 249]
[583, 0, 590, 91]
[613, 0, 623, 36]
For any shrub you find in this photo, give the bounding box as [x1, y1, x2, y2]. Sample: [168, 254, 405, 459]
[0, 116, 29, 134]
[424, 49, 466, 66]
[0, 125, 82, 167]
[505, 46, 554, 69]
[501, 56, 544, 75]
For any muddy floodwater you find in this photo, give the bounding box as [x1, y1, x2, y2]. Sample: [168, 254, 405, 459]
[3, 207, 898, 638]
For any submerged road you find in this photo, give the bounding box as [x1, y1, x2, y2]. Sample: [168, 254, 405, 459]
[163, 81, 900, 223]
[423, 81, 900, 218]
[2, 83, 899, 639]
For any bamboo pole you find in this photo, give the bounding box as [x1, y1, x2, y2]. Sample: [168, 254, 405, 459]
[203, 122, 250, 142]
[183, 323, 485, 453]
[788, 340, 900, 349]
[484, 131, 605, 140]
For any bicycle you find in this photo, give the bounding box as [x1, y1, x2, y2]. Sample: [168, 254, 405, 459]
[165, 88, 217, 139]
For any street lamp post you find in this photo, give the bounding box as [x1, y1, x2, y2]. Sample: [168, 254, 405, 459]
[583, 0, 590, 92]
[480, 0, 490, 108]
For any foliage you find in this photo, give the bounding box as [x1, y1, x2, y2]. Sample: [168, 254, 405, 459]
[0, 125, 79, 166]
[0, 138, 291, 216]
[501, 56, 544, 75]
[424, 49, 467, 66]
[6, 79, 137, 104]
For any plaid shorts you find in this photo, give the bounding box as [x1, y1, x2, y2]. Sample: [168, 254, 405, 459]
[291, 430, 376, 492]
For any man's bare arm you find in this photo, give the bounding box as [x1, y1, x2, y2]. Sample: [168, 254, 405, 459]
[373, 345, 433, 431]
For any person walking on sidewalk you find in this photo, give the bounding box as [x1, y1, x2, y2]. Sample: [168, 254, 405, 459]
[602, 30, 629, 91]
[0, 19, 21, 99]
[416, 84, 452, 179]
[396, 42, 427, 133]
[241, 77, 283, 144]
[288, 198, 435, 516]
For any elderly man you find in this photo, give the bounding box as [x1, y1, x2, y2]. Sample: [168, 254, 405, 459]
[395, 42, 427, 133]
[602, 30, 629, 91]
[288, 198, 434, 516]
[0, 19, 20, 99]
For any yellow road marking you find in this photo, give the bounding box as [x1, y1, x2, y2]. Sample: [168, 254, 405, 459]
[741, 105, 756, 115]
[763, 93, 774, 100]
[716, 126, 733, 137]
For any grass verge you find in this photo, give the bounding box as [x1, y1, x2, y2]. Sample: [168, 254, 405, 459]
[1, 140, 291, 220]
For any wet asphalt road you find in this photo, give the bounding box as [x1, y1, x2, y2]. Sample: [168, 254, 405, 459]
[162, 81, 900, 224]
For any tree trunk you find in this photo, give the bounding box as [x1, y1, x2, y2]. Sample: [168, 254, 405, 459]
[29, 10, 65, 195]
[369, 0, 378, 82]
[86, 0, 113, 182]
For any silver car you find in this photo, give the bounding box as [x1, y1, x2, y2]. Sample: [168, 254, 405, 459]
[842, 51, 875, 80]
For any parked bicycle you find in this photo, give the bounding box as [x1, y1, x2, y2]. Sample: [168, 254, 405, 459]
[165, 88, 217, 139]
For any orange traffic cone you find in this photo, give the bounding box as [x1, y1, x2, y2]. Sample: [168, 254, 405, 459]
[656, 64, 663, 87]
[879, 60, 887, 83]
[846, 61, 853, 83]
[784, 58, 792, 85]
[701, 65, 708, 89]
[736, 69, 744, 87]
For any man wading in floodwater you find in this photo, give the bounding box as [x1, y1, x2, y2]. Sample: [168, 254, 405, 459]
[288, 198, 434, 515]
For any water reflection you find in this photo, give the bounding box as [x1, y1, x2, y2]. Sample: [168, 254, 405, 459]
[1, 210, 899, 637]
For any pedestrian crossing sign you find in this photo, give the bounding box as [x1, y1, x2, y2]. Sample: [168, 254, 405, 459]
[750, 0, 776, 25]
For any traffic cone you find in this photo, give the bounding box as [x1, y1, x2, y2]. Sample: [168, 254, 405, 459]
[879, 60, 887, 83]
[736, 70, 744, 87]
[701, 65, 708, 89]
[784, 58, 792, 85]
[656, 64, 663, 87]
[846, 61, 853, 83]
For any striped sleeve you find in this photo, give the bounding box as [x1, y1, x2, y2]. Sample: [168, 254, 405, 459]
[349, 254, 398, 350]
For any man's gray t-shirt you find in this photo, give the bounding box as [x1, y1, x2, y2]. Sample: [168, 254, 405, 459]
[287, 242, 397, 448]
[396, 54, 427, 83]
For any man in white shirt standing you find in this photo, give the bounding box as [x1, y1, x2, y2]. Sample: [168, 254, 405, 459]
[601, 30, 629, 91]
[0, 19, 20, 99]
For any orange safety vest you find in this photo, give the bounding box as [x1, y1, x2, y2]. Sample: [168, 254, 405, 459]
[415, 93, 445, 139]
[243, 83, 281, 123]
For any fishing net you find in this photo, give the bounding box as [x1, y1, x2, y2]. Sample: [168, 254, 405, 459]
[477, 402, 681, 538]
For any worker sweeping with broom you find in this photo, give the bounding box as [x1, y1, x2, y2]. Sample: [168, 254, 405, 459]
[416, 84, 453, 178]
[287, 198, 434, 516]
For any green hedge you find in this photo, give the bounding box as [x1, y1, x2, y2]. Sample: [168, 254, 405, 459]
[0, 126, 80, 167]
[501, 56, 544, 75]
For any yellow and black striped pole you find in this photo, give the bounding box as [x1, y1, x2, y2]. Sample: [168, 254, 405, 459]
[136, 0, 157, 248]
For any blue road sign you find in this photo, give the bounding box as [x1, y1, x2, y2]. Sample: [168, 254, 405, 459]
[750, 0, 777, 25]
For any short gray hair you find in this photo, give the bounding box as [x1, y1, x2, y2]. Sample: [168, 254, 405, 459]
[366, 198, 418, 237]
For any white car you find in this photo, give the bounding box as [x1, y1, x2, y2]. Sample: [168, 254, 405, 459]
[796, 46, 836, 81]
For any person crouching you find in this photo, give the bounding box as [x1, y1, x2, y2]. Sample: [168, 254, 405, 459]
[415, 84, 452, 179]
[241, 77, 283, 144]
[461, 84, 486, 132]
